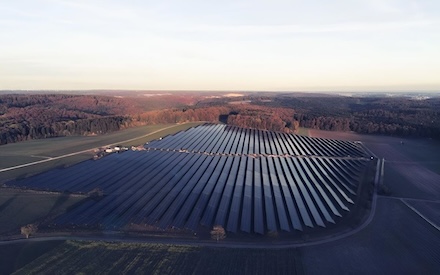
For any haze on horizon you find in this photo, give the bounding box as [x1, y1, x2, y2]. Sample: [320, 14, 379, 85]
[0, 0, 439, 92]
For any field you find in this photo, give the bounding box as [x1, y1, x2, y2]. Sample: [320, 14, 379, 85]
[309, 129, 440, 197]
[296, 127, 310, 137]
[0, 240, 64, 275]
[0, 123, 203, 183]
[300, 197, 440, 274]
[306, 128, 440, 272]
[0, 188, 84, 235]
[1, 128, 439, 274]
[6, 196, 440, 274]
[11, 241, 304, 275]
[8, 124, 372, 235]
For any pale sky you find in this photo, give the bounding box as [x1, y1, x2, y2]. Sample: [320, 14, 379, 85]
[0, 0, 439, 91]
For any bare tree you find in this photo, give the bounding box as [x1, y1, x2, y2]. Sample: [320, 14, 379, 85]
[210, 225, 226, 242]
[21, 224, 38, 239]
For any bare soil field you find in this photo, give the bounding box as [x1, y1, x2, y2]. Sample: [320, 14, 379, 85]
[309, 129, 440, 199]
[404, 199, 440, 227]
[386, 162, 440, 198]
[300, 197, 440, 274]
[11, 241, 304, 275]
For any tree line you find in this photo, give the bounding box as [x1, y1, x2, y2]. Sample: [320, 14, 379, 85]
[0, 93, 199, 145]
[1, 93, 439, 145]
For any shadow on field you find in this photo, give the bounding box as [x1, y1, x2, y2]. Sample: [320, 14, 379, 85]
[0, 195, 18, 213]
[48, 193, 70, 214]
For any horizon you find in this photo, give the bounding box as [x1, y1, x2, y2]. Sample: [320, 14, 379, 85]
[1, 89, 439, 94]
[1, 0, 439, 91]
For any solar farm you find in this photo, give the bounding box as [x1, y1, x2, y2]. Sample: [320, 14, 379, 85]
[9, 124, 373, 235]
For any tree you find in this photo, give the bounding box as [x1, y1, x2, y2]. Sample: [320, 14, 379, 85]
[21, 224, 38, 239]
[210, 225, 226, 242]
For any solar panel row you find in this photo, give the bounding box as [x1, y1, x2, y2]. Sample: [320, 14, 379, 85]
[11, 124, 371, 234]
[147, 124, 368, 158]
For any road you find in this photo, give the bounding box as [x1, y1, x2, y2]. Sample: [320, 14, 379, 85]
[0, 123, 188, 173]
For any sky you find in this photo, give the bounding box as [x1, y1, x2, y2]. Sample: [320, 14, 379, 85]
[0, 0, 439, 92]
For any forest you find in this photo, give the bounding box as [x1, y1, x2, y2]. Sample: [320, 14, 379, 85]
[0, 94, 198, 144]
[1, 92, 439, 145]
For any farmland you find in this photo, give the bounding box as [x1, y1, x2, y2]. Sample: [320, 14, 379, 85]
[7, 196, 440, 275]
[0, 188, 84, 235]
[310, 129, 440, 199]
[305, 128, 440, 272]
[1, 126, 439, 274]
[4, 196, 439, 275]
[8, 124, 373, 236]
[0, 122, 203, 183]
[0, 240, 64, 275]
[11, 240, 304, 275]
[300, 197, 440, 274]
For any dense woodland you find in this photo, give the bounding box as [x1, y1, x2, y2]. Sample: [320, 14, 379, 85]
[0, 94, 197, 144]
[1, 93, 439, 145]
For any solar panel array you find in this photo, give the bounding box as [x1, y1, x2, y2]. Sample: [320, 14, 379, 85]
[11, 124, 371, 234]
[146, 124, 367, 158]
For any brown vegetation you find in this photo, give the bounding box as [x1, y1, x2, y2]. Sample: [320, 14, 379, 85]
[2, 93, 439, 145]
[21, 223, 38, 238]
[210, 225, 226, 241]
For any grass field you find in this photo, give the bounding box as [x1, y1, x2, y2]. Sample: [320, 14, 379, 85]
[296, 127, 310, 136]
[0, 188, 85, 235]
[0, 122, 203, 183]
[0, 154, 92, 184]
[12, 241, 304, 275]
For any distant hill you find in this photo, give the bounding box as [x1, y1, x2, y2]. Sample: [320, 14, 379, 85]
[1, 92, 439, 145]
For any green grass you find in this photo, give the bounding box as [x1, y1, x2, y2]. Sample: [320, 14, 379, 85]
[0, 123, 203, 169]
[0, 188, 85, 235]
[119, 122, 204, 146]
[13, 241, 304, 275]
[0, 154, 92, 184]
[296, 127, 309, 137]
[0, 122, 204, 183]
